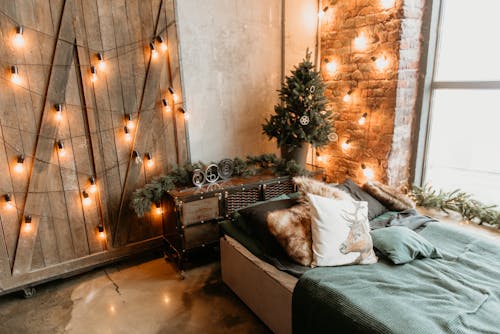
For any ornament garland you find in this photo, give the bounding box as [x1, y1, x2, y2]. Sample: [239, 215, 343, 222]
[410, 185, 500, 228]
[131, 154, 309, 217]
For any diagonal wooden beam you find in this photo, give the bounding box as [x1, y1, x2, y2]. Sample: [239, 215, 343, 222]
[13, 0, 77, 275]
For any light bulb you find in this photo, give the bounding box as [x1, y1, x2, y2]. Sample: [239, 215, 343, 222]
[325, 60, 337, 74]
[126, 114, 134, 129]
[150, 42, 158, 59]
[179, 107, 189, 120]
[362, 164, 375, 180]
[318, 6, 329, 19]
[11, 65, 21, 85]
[343, 91, 352, 103]
[82, 190, 91, 206]
[317, 155, 327, 163]
[168, 87, 178, 102]
[24, 215, 32, 232]
[380, 0, 395, 9]
[156, 36, 168, 52]
[89, 176, 97, 194]
[57, 140, 66, 157]
[162, 99, 171, 112]
[341, 140, 351, 151]
[145, 153, 153, 168]
[133, 150, 142, 164]
[98, 225, 106, 239]
[14, 154, 25, 173]
[90, 65, 97, 83]
[358, 112, 368, 125]
[374, 56, 389, 71]
[13, 26, 25, 48]
[97, 52, 106, 71]
[4, 194, 13, 210]
[124, 126, 131, 142]
[54, 104, 63, 122]
[155, 203, 162, 215]
[354, 32, 368, 51]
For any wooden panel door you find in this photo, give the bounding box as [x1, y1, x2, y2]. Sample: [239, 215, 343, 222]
[0, 0, 187, 293]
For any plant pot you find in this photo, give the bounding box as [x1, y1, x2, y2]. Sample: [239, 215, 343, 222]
[281, 143, 309, 167]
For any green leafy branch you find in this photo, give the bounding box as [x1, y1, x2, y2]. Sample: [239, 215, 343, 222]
[410, 184, 500, 228]
[131, 154, 309, 217]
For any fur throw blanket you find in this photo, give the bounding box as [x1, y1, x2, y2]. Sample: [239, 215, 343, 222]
[363, 181, 415, 211]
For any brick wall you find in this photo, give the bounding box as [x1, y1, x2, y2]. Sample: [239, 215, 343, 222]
[318, 0, 426, 188]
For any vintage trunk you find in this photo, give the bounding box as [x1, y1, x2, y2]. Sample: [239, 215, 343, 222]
[0, 0, 187, 295]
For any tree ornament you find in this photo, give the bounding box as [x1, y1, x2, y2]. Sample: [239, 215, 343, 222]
[192, 169, 205, 187]
[310, 85, 316, 93]
[328, 133, 338, 142]
[299, 115, 310, 126]
[218, 158, 234, 179]
[205, 164, 220, 183]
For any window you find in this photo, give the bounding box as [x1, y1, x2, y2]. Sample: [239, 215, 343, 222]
[419, 0, 500, 206]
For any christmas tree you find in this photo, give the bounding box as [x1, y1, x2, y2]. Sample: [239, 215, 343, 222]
[262, 50, 335, 150]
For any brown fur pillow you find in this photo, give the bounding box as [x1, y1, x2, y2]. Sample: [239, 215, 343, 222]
[363, 181, 415, 211]
[267, 204, 312, 266]
[293, 176, 351, 202]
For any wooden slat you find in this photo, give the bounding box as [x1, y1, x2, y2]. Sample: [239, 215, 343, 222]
[13, 0, 76, 275]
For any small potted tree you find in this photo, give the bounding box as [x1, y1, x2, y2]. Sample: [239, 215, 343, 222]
[262, 50, 335, 166]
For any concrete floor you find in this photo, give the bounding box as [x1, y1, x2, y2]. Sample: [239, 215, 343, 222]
[0, 256, 270, 334]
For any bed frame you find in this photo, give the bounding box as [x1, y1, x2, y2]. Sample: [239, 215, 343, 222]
[220, 236, 294, 334]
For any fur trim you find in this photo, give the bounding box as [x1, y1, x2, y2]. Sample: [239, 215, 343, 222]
[363, 181, 415, 211]
[267, 204, 312, 267]
[293, 176, 351, 201]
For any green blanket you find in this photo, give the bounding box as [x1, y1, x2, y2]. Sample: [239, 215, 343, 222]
[293, 223, 500, 334]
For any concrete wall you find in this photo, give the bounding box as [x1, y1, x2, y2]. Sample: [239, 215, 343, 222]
[176, 0, 317, 162]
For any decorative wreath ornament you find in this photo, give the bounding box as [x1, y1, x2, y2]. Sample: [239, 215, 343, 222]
[192, 169, 205, 187]
[299, 115, 310, 126]
[218, 158, 234, 179]
[205, 164, 220, 183]
[328, 132, 338, 142]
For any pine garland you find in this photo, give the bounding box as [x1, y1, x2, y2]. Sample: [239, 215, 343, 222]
[410, 185, 500, 228]
[131, 154, 309, 217]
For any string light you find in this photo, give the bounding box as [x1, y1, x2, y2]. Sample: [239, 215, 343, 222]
[126, 114, 135, 129]
[24, 215, 32, 232]
[97, 52, 106, 71]
[14, 154, 25, 173]
[341, 139, 351, 151]
[90, 65, 97, 83]
[361, 164, 375, 180]
[318, 6, 329, 19]
[325, 59, 337, 75]
[354, 32, 368, 51]
[145, 152, 154, 168]
[150, 42, 158, 59]
[82, 190, 91, 206]
[54, 104, 63, 122]
[380, 0, 395, 9]
[156, 36, 168, 52]
[13, 26, 25, 48]
[343, 90, 352, 103]
[154, 202, 163, 215]
[97, 224, 106, 240]
[57, 140, 66, 157]
[168, 86, 178, 102]
[162, 98, 171, 112]
[132, 150, 142, 164]
[11, 65, 21, 85]
[373, 55, 389, 71]
[4, 194, 13, 210]
[358, 112, 368, 125]
[89, 176, 97, 194]
[124, 126, 131, 142]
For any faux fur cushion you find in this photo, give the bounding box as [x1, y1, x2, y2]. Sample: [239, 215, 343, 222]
[267, 204, 312, 267]
[293, 176, 351, 201]
[363, 181, 415, 211]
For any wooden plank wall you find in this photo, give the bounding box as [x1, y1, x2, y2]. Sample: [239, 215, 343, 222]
[0, 0, 187, 293]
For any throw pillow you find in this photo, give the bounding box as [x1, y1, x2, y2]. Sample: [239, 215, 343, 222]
[370, 226, 442, 264]
[267, 204, 312, 266]
[293, 176, 351, 201]
[237, 198, 298, 257]
[336, 179, 388, 220]
[307, 194, 378, 267]
[363, 181, 415, 211]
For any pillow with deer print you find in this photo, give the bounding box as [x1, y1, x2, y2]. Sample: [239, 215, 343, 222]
[307, 193, 378, 267]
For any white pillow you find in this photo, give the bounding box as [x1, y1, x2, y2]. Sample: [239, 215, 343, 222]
[307, 193, 378, 267]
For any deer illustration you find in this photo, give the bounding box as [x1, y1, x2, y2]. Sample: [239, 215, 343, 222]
[339, 202, 377, 264]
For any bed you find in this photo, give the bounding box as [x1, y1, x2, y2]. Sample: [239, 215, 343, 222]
[220, 200, 500, 334]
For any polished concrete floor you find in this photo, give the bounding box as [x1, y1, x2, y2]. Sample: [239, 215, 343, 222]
[0, 255, 270, 334]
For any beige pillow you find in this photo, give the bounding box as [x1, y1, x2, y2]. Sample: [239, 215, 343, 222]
[363, 181, 415, 211]
[308, 194, 378, 267]
[267, 204, 312, 267]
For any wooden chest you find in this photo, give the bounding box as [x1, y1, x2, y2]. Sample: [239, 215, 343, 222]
[162, 174, 295, 270]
